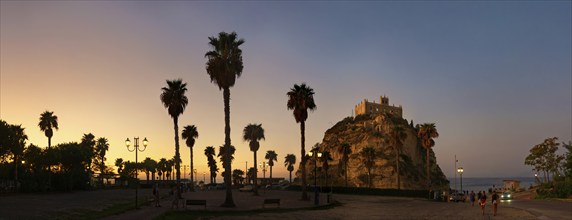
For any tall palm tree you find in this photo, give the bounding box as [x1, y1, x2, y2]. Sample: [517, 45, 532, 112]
[284, 154, 296, 183]
[204, 146, 218, 184]
[361, 146, 376, 188]
[242, 124, 265, 195]
[160, 79, 188, 194]
[95, 137, 110, 187]
[286, 83, 316, 200]
[390, 125, 407, 190]
[320, 151, 333, 187]
[265, 150, 278, 184]
[80, 133, 96, 181]
[338, 143, 352, 187]
[417, 123, 439, 188]
[38, 111, 58, 149]
[205, 31, 244, 207]
[182, 125, 199, 190]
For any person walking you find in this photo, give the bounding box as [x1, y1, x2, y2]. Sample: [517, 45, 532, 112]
[479, 191, 487, 215]
[492, 191, 499, 216]
[469, 191, 476, 206]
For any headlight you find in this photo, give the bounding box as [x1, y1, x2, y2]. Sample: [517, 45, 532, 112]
[508, 194, 511, 198]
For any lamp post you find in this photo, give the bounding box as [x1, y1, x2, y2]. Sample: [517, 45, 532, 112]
[457, 167, 464, 194]
[308, 150, 322, 205]
[203, 172, 206, 183]
[259, 162, 267, 187]
[125, 137, 148, 209]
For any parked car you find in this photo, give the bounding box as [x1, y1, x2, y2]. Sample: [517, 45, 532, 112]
[501, 191, 512, 200]
[449, 192, 466, 202]
[239, 185, 254, 192]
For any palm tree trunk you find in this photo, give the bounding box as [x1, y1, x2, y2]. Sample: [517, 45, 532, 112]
[300, 121, 309, 200]
[396, 149, 400, 190]
[270, 165, 273, 180]
[289, 170, 292, 183]
[426, 148, 430, 188]
[253, 151, 259, 195]
[173, 116, 181, 197]
[345, 159, 348, 187]
[48, 137, 51, 149]
[190, 146, 194, 191]
[222, 87, 235, 207]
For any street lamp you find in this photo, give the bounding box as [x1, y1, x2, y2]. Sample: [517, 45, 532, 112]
[307, 150, 322, 205]
[259, 162, 268, 187]
[457, 167, 464, 194]
[203, 172, 206, 183]
[126, 137, 148, 209]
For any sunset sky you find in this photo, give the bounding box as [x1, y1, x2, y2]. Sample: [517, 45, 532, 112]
[1, 1, 570, 180]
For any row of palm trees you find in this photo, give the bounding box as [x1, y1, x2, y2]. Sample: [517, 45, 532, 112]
[157, 31, 319, 207]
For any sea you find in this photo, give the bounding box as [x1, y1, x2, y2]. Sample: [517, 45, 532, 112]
[447, 177, 537, 193]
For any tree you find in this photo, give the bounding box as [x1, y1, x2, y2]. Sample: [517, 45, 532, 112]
[525, 137, 564, 182]
[9, 124, 27, 182]
[361, 146, 376, 188]
[232, 169, 245, 186]
[158, 158, 167, 181]
[204, 146, 218, 184]
[265, 150, 278, 185]
[160, 79, 188, 195]
[563, 141, 572, 178]
[182, 125, 199, 190]
[142, 157, 154, 184]
[320, 151, 333, 187]
[95, 137, 109, 187]
[246, 167, 256, 184]
[390, 125, 407, 190]
[205, 31, 244, 207]
[38, 111, 58, 149]
[284, 154, 296, 183]
[338, 143, 352, 187]
[286, 83, 317, 200]
[115, 158, 124, 175]
[417, 123, 439, 188]
[242, 124, 265, 195]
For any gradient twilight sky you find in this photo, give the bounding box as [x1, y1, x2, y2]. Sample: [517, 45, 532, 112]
[1, 1, 570, 180]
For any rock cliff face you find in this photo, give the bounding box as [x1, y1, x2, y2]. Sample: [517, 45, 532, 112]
[296, 113, 449, 190]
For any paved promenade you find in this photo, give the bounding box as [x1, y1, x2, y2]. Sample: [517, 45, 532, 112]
[1, 189, 570, 220]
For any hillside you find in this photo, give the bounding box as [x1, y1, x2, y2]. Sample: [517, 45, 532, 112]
[296, 113, 449, 190]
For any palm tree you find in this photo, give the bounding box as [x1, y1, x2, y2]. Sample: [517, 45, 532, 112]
[338, 143, 352, 187]
[417, 123, 439, 188]
[182, 125, 199, 190]
[242, 124, 265, 195]
[115, 158, 124, 175]
[142, 157, 153, 184]
[166, 159, 175, 181]
[286, 83, 316, 200]
[284, 154, 296, 183]
[204, 146, 217, 184]
[232, 169, 245, 186]
[390, 125, 407, 190]
[265, 150, 278, 184]
[205, 31, 244, 207]
[158, 158, 167, 181]
[8, 124, 27, 181]
[160, 79, 188, 194]
[361, 146, 376, 188]
[80, 133, 96, 182]
[38, 111, 58, 149]
[217, 144, 236, 194]
[95, 137, 110, 187]
[320, 151, 333, 187]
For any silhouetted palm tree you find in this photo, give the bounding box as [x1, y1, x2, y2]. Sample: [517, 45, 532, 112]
[242, 123, 265, 195]
[80, 133, 96, 179]
[284, 154, 296, 183]
[361, 146, 376, 188]
[204, 146, 218, 184]
[9, 124, 27, 181]
[115, 158, 124, 175]
[182, 125, 199, 190]
[390, 125, 407, 190]
[265, 150, 278, 184]
[205, 32, 244, 207]
[339, 143, 352, 187]
[160, 79, 188, 194]
[95, 137, 109, 187]
[286, 83, 316, 200]
[158, 158, 167, 181]
[417, 123, 439, 188]
[38, 111, 58, 149]
[320, 151, 333, 187]
[217, 144, 236, 192]
[205, 31, 244, 207]
[143, 157, 153, 184]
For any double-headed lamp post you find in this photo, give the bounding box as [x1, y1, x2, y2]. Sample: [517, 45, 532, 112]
[457, 167, 464, 194]
[126, 137, 148, 209]
[308, 150, 322, 205]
